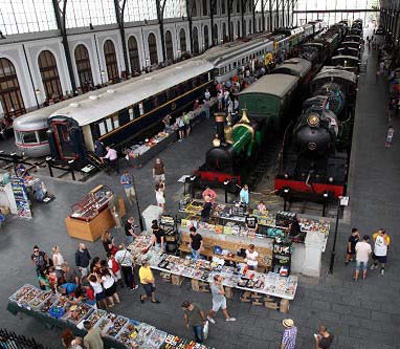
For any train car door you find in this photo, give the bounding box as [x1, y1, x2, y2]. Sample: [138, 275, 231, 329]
[51, 120, 79, 160]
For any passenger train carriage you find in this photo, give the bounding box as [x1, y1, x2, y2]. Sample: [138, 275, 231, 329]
[48, 59, 214, 161]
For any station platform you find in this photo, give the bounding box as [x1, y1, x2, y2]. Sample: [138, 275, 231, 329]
[1, 36, 400, 349]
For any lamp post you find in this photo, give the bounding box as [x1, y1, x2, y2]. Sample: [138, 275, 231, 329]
[131, 173, 144, 231]
[329, 196, 350, 274]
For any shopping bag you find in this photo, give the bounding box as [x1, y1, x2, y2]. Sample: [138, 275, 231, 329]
[203, 320, 209, 340]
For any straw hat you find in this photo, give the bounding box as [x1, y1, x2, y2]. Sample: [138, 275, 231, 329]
[282, 319, 295, 328]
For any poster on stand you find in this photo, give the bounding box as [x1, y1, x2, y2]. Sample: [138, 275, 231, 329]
[11, 176, 32, 219]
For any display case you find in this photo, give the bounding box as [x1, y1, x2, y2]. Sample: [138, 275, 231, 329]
[69, 185, 113, 222]
[65, 185, 116, 242]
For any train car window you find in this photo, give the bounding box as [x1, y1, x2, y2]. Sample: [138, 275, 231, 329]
[229, 64, 232, 71]
[21, 132, 37, 144]
[106, 118, 113, 133]
[167, 88, 176, 100]
[190, 78, 197, 89]
[241, 58, 244, 64]
[233, 62, 237, 68]
[152, 97, 158, 108]
[129, 107, 134, 121]
[139, 103, 144, 115]
[91, 124, 100, 139]
[219, 68, 224, 75]
[38, 129, 48, 143]
[143, 98, 153, 113]
[174, 85, 182, 97]
[200, 73, 208, 84]
[113, 114, 120, 128]
[157, 92, 167, 105]
[99, 122, 106, 136]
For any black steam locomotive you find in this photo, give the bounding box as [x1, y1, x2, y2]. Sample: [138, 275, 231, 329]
[275, 67, 358, 201]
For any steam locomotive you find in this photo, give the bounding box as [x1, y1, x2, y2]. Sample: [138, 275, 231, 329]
[194, 21, 349, 191]
[274, 20, 362, 203]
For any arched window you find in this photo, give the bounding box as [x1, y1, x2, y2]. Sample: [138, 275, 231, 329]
[165, 30, 173, 62]
[202, 0, 208, 16]
[104, 40, 119, 83]
[237, 21, 241, 38]
[222, 22, 227, 42]
[179, 28, 187, 53]
[128, 36, 141, 74]
[193, 27, 199, 54]
[204, 25, 209, 50]
[249, 19, 252, 34]
[148, 33, 158, 65]
[38, 50, 62, 100]
[221, 0, 226, 14]
[74, 44, 93, 89]
[243, 20, 247, 36]
[0, 58, 25, 119]
[192, 1, 197, 17]
[213, 24, 218, 46]
[230, 22, 234, 40]
[236, 0, 240, 13]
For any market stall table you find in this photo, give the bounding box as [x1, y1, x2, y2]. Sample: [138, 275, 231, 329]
[128, 236, 298, 312]
[7, 284, 210, 349]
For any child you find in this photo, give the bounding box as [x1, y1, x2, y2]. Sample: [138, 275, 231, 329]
[385, 125, 394, 148]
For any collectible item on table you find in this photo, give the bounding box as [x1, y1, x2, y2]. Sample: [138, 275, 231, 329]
[135, 323, 156, 347]
[19, 288, 41, 305]
[48, 297, 72, 319]
[84, 309, 107, 328]
[40, 296, 58, 313]
[298, 218, 330, 235]
[275, 211, 297, 228]
[29, 291, 52, 308]
[64, 303, 93, 324]
[146, 329, 168, 349]
[9, 284, 36, 303]
[106, 315, 129, 337]
[116, 321, 140, 348]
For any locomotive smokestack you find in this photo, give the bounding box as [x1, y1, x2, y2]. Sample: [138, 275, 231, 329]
[214, 112, 226, 143]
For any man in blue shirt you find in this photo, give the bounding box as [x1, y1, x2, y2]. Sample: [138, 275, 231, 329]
[239, 184, 249, 205]
[120, 170, 136, 205]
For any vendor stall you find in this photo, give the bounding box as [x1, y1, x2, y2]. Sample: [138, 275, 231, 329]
[128, 236, 298, 313]
[65, 185, 115, 242]
[7, 284, 209, 349]
[125, 100, 216, 168]
[179, 200, 331, 277]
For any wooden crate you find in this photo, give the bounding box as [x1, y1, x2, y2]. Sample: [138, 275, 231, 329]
[171, 275, 184, 286]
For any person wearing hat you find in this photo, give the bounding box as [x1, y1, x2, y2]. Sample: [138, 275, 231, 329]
[281, 318, 297, 349]
[139, 258, 160, 304]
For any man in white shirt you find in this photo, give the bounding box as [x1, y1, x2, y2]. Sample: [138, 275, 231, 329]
[102, 146, 119, 174]
[354, 235, 372, 281]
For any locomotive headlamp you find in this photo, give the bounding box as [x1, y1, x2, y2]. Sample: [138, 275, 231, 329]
[307, 115, 319, 127]
[213, 137, 221, 147]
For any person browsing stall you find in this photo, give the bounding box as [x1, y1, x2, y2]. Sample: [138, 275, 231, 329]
[189, 226, 203, 261]
[202, 187, 217, 203]
[239, 184, 250, 205]
[245, 244, 259, 270]
[245, 209, 258, 236]
[181, 301, 207, 344]
[201, 195, 213, 222]
[124, 217, 139, 245]
[149, 220, 165, 252]
[139, 258, 160, 304]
